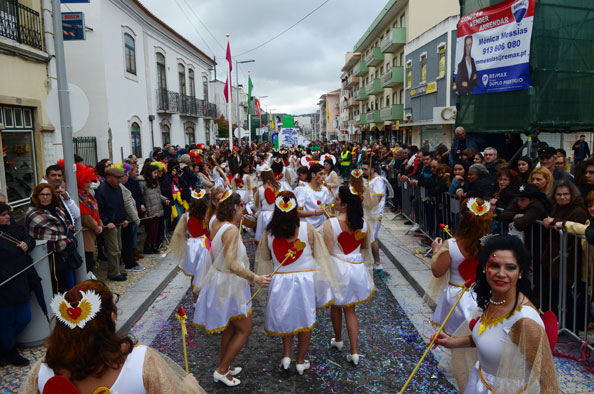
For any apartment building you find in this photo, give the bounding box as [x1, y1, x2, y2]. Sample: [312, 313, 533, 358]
[341, 0, 459, 145]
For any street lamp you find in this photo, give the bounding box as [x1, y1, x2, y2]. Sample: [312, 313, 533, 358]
[235, 60, 255, 142]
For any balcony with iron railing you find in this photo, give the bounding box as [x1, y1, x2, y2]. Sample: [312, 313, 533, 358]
[156, 89, 179, 113]
[180, 94, 199, 116]
[205, 102, 217, 118]
[0, 0, 43, 50]
[380, 27, 406, 54]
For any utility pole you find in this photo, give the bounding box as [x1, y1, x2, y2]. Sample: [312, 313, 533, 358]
[51, 0, 86, 283]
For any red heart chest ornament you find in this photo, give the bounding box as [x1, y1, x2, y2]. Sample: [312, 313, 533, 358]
[42, 376, 80, 394]
[469, 316, 480, 332]
[188, 217, 208, 238]
[272, 238, 305, 266]
[337, 230, 366, 255]
[264, 187, 277, 204]
[67, 306, 82, 320]
[458, 256, 479, 284]
[540, 310, 559, 351]
[235, 177, 244, 188]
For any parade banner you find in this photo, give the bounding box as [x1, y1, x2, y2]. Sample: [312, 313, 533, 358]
[455, 0, 534, 95]
[278, 128, 300, 147]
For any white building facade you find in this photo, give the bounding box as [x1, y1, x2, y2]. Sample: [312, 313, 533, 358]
[60, 0, 216, 161]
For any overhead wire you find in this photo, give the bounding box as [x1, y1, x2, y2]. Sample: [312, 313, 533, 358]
[181, 0, 225, 50]
[236, 0, 331, 57]
[173, 0, 217, 56]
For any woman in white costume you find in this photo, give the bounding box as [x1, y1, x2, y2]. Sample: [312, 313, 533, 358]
[255, 191, 341, 375]
[20, 280, 206, 393]
[231, 160, 253, 204]
[170, 189, 211, 294]
[208, 156, 229, 190]
[430, 198, 492, 335]
[206, 186, 225, 233]
[296, 163, 331, 230]
[194, 191, 270, 387]
[272, 158, 293, 192]
[323, 185, 375, 366]
[323, 158, 340, 198]
[434, 235, 558, 394]
[254, 168, 287, 241]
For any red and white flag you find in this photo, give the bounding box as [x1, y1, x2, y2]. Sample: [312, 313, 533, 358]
[224, 42, 232, 103]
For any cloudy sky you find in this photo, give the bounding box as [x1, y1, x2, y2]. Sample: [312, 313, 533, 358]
[140, 0, 389, 115]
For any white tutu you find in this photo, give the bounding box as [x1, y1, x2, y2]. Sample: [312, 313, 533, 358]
[432, 284, 477, 335]
[179, 236, 210, 290]
[255, 210, 273, 241]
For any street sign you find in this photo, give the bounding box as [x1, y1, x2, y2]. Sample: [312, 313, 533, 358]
[62, 12, 86, 41]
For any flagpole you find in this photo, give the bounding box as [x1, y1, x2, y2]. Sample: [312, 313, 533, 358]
[226, 33, 233, 150]
[248, 71, 252, 145]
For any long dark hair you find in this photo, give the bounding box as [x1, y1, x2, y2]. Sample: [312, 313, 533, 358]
[474, 235, 532, 312]
[216, 192, 241, 222]
[338, 186, 363, 231]
[45, 280, 135, 381]
[267, 191, 300, 239]
[188, 194, 208, 221]
[144, 165, 160, 188]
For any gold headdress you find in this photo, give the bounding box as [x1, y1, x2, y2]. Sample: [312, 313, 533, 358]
[351, 169, 363, 178]
[466, 197, 490, 216]
[275, 196, 297, 212]
[219, 190, 232, 202]
[191, 189, 206, 200]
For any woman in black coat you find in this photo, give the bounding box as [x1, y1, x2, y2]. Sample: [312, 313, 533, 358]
[0, 203, 36, 366]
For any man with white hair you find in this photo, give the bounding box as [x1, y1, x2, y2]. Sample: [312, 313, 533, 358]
[483, 147, 500, 180]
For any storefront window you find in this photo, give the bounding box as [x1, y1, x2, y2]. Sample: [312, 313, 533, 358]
[0, 106, 37, 222]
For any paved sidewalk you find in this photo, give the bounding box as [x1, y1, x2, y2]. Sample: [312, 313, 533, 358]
[378, 211, 594, 394]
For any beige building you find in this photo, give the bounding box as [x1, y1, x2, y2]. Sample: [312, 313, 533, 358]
[317, 89, 340, 141]
[0, 0, 56, 220]
[341, 0, 459, 144]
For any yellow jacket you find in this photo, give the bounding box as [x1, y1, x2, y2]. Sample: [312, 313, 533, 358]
[563, 219, 594, 294]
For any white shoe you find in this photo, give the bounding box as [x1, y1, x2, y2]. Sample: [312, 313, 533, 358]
[373, 264, 384, 271]
[228, 366, 242, 376]
[346, 353, 360, 365]
[330, 338, 344, 351]
[87, 271, 97, 280]
[279, 357, 291, 370]
[410, 223, 420, 232]
[296, 360, 310, 375]
[213, 370, 240, 386]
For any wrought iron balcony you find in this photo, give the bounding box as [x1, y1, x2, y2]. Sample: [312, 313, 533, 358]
[156, 89, 179, 113]
[180, 94, 199, 116]
[0, 0, 43, 50]
[205, 102, 217, 118]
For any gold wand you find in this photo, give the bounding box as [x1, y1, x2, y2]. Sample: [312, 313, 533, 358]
[175, 306, 190, 373]
[399, 279, 473, 393]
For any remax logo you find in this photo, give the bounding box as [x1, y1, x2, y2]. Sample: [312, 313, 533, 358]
[512, 0, 529, 23]
[482, 74, 489, 87]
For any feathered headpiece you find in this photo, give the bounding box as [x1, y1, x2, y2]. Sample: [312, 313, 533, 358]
[50, 289, 102, 329]
[191, 189, 206, 200]
[151, 161, 166, 171]
[275, 196, 297, 212]
[219, 190, 232, 202]
[351, 169, 363, 178]
[466, 198, 490, 216]
[112, 162, 131, 175]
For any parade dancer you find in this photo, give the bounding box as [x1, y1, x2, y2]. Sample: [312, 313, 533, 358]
[323, 186, 374, 365]
[296, 163, 331, 230]
[231, 160, 254, 205]
[361, 157, 393, 270]
[170, 189, 211, 294]
[21, 281, 206, 393]
[254, 168, 287, 241]
[255, 191, 340, 374]
[323, 158, 340, 198]
[430, 198, 492, 335]
[208, 156, 230, 190]
[272, 158, 293, 191]
[194, 191, 270, 387]
[434, 236, 558, 393]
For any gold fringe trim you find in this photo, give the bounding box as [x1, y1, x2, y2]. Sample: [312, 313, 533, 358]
[192, 307, 253, 334]
[177, 266, 194, 278]
[265, 321, 316, 337]
[333, 285, 375, 308]
[478, 305, 523, 333]
[316, 298, 335, 310]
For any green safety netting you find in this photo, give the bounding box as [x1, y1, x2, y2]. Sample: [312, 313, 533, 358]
[456, 0, 594, 134]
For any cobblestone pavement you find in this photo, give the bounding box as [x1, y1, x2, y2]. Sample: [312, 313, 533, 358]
[150, 268, 456, 393]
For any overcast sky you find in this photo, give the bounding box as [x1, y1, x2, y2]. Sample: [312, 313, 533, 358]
[140, 0, 389, 115]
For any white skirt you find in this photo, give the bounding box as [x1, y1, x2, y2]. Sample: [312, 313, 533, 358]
[193, 271, 252, 333]
[255, 211, 273, 241]
[265, 271, 317, 335]
[432, 284, 478, 335]
[368, 218, 382, 243]
[331, 257, 374, 307]
[180, 237, 210, 289]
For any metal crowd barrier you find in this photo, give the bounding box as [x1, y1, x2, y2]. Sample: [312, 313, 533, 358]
[399, 184, 593, 352]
